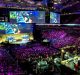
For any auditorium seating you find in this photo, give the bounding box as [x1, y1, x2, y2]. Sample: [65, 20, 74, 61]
[9, 42, 59, 61]
[0, 46, 24, 75]
[42, 29, 79, 48]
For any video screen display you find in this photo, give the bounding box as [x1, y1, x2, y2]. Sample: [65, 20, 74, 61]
[10, 11, 45, 23]
[50, 12, 60, 24]
[0, 22, 34, 44]
[5, 23, 34, 34]
[0, 22, 6, 34]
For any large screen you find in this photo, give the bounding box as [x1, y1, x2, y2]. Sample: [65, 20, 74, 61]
[0, 22, 34, 44]
[10, 11, 45, 23]
[50, 12, 60, 24]
[5, 23, 34, 34]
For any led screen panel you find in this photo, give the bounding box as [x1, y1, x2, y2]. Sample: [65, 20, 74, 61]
[10, 11, 45, 23]
[50, 12, 60, 24]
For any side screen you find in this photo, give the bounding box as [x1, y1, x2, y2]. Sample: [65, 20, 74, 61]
[50, 12, 60, 24]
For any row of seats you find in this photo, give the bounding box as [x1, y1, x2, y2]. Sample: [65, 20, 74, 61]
[10, 42, 59, 61]
[0, 46, 24, 74]
[0, 1, 26, 8]
[42, 29, 79, 48]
